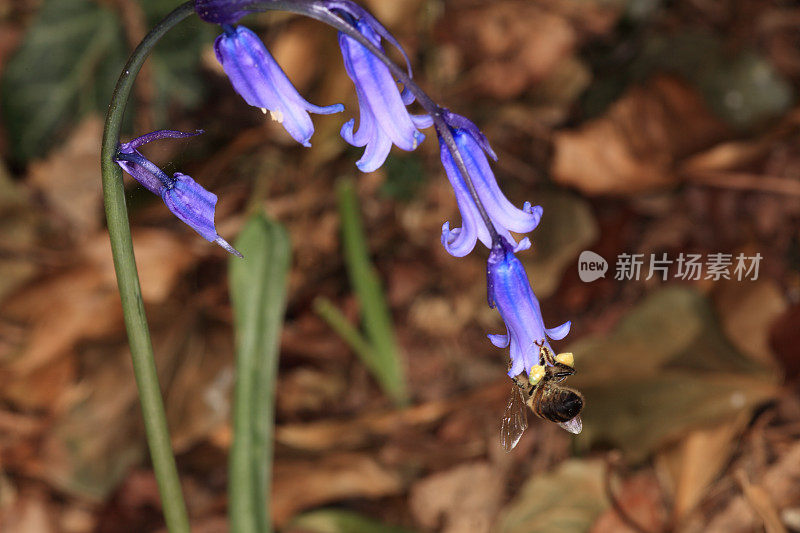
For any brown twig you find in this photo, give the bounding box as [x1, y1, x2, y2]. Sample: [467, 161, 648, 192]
[683, 170, 800, 197]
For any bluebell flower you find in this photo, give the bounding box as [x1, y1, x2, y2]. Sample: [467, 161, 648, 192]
[115, 130, 242, 257]
[487, 238, 570, 378]
[214, 25, 344, 147]
[330, 3, 433, 172]
[439, 112, 543, 257]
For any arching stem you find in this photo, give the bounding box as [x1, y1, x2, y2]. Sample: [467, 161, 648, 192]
[100, 2, 195, 531]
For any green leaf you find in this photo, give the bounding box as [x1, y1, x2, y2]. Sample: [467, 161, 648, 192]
[1, 0, 126, 162]
[288, 509, 416, 533]
[229, 214, 292, 533]
[336, 179, 409, 406]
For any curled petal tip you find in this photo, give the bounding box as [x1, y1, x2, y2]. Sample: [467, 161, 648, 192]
[215, 236, 243, 258]
[513, 238, 531, 253]
[338, 16, 427, 171]
[545, 321, 571, 341]
[340, 118, 357, 144]
[524, 202, 544, 219]
[488, 333, 510, 348]
[440, 222, 471, 258]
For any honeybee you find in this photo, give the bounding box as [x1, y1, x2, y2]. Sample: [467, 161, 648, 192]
[500, 342, 584, 451]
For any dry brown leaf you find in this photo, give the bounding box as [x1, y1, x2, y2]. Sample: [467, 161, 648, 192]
[275, 383, 506, 452]
[27, 117, 103, 237]
[0, 490, 57, 533]
[499, 459, 609, 533]
[271, 453, 404, 526]
[590, 470, 667, 533]
[37, 349, 142, 501]
[409, 462, 504, 533]
[1, 230, 194, 378]
[0, 166, 40, 302]
[769, 303, 800, 380]
[276, 398, 452, 452]
[522, 190, 598, 299]
[167, 331, 235, 453]
[451, 3, 577, 98]
[680, 139, 771, 175]
[82, 230, 195, 304]
[276, 367, 347, 416]
[714, 278, 787, 371]
[363, 0, 425, 28]
[706, 442, 800, 532]
[655, 413, 750, 521]
[735, 470, 788, 533]
[552, 75, 729, 195]
[271, 19, 323, 93]
[1, 354, 77, 411]
[569, 287, 779, 462]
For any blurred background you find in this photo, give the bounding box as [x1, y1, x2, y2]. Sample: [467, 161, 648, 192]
[1, 0, 800, 531]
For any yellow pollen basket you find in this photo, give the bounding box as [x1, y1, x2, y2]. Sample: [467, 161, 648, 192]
[556, 352, 574, 367]
[528, 365, 545, 386]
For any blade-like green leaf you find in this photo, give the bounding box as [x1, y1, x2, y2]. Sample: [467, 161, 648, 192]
[289, 509, 416, 533]
[229, 213, 291, 533]
[313, 296, 376, 368]
[336, 179, 408, 406]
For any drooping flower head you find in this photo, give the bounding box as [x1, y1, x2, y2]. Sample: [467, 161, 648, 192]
[115, 130, 241, 257]
[214, 24, 344, 147]
[329, 2, 433, 172]
[439, 111, 543, 257]
[487, 238, 570, 378]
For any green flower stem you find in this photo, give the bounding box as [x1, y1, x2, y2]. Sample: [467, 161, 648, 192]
[100, 2, 195, 532]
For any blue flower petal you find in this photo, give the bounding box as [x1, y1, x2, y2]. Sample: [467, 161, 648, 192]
[115, 131, 241, 257]
[162, 173, 219, 242]
[337, 17, 431, 172]
[438, 128, 542, 256]
[215, 25, 343, 147]
[488, 239, 566, 378]
[545, 321, 571, 341]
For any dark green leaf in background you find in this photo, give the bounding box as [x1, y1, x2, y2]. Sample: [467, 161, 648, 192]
[1, 0, 126, 162]
[1, 0, 214, 163]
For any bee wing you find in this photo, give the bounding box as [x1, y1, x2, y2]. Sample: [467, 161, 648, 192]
[500, 386, 528, 451]
[557, 415, 582, 435]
